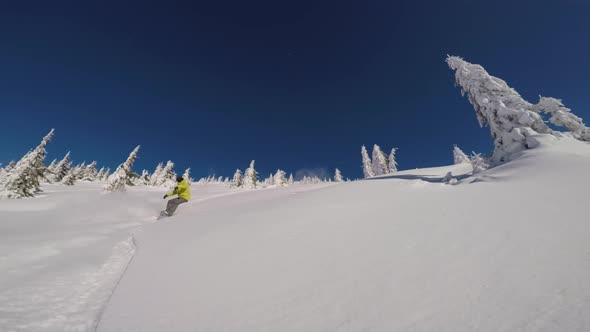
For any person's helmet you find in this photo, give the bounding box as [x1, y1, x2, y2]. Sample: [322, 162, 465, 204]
[176, 176, 184, 182]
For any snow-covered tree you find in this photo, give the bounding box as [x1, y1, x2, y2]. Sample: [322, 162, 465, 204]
[387, 148, 398, 173]
[334, 168, 343, 182]
[104, 146, 140, 192]
[1, 129, 55, 198]
[232, 169, 243, 188]
[183, 168, 193, 185]
[533, 97, 590, 141]
[371, 144, 389, 176]
[137, 169, 150, 185]
[470, 152, 489, 174]
[447, 56, 552, 163]
[242, 160, 258, 189]
[150, 163, 164, 186]
[158, 161, 176, 188]
[96, 167, 106, 181]
[288, 173, 294, 185]
[82, 161, 98, 181]
[71, 162, 86, 180]
[61, 169, 76, 186]
[46, 159, 58, 181]
[101, 168, 111, 181]
[53, 152, 72, 182]
[453, 145, 470, 164]
[274, 169, 287, 186]
[361, 145, 374, 178]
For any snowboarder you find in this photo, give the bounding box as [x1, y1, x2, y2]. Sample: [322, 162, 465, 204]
[162, 176, 191, 217]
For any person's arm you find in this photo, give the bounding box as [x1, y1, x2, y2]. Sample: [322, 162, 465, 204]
[164, 186, 179, 198]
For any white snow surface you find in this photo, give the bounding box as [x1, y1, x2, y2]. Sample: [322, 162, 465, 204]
[2, 135, 590, 331]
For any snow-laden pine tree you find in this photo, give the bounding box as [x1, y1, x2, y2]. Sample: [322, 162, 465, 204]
[371, 144, 389, 176]
[150, 163, 164, 186]
[470, 152, 489, 174]
[232, 169, 243, 188]
[274, 169, 287, 186]
[52, 152, 72, 182]
[387, 148, 398, 173]
[159, 161, 177, 188]
[82, 161, 98, 181]
[361, 145, 374, 178]
[138, 169, 150, 185]
[265, 173, 274, 186]
[334, 168, 344, 182]
[0, 129, 54, 198]
[453, 145, 470, 164]
[533, 97, 590, 141]
[104, 146, 140, 192]
[61, 169, 76, 185]
[447, 56, 553, 163]
[182, 168, 193, 185]
[96, 167, 106, 181]
[102, 168, 111, 181]
[242, 160, 258, 189]
[46, 159, 58, 181]
[288, 173, 294, 185]
[71, 162, 86, 180]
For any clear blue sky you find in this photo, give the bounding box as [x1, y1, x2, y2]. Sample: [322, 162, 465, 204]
[1, 0, 589, 179]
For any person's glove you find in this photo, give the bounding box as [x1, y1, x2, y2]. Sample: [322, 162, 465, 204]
[163, 194, 168, 199]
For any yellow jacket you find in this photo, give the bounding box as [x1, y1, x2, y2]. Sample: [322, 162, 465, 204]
[167, 179, 191, 201]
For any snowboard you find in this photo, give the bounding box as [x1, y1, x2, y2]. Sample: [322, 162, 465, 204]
[157, 211, 171, 220]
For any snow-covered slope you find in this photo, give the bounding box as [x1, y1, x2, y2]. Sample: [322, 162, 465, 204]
[2, 136, 589, 332]
[96, 136, 590, 332]
[0, 183, 252, 331]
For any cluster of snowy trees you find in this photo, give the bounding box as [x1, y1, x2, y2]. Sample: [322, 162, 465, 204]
[230, 161, 346, 189]
[447, 56, 590, 166]
[1, 130, 346, 198]
[361, 144, 398, 178]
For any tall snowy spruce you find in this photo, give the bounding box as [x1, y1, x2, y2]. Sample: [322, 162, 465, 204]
[288, 173, 294, 185]
[242, 160, 258, 189]
[104, 146, 140, 192]
[361, 145, 374, 178]
[0, 129, 54, 198]
[72, 162, 86, 180]
[453, 145, 471, 164]
[150, 163, 164, 186]
[182, 168, 193, 185]
[446, 56, 590, 163]
[82, 161, 98, 181]
[371, 144, 389, 176]
[158, 161, 177, 188]
[274, 169, 287, 186]
[334, 168, 344, 182]
[52, 152, 72, 182]
[232, 169, 243, 188]
[387, 148, 398, 173]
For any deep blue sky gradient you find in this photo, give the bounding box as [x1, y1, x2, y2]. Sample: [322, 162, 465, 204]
[1, 0, 589, 179]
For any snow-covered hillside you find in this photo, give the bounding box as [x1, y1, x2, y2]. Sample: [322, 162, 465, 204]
[1, 136, 590, 332]
[95, 136, 587, 332]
